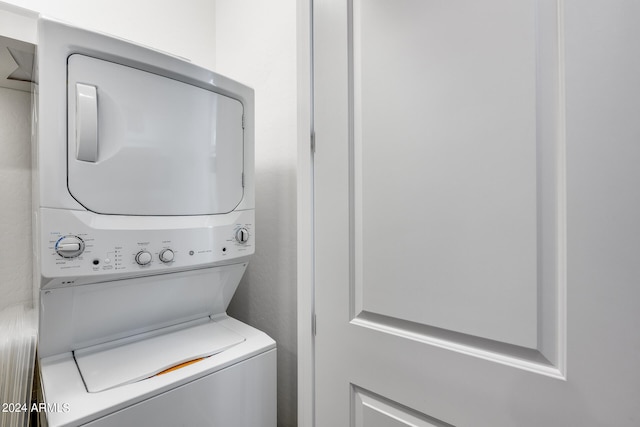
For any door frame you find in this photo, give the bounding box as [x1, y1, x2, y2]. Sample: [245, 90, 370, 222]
[296, 1, 314, 427]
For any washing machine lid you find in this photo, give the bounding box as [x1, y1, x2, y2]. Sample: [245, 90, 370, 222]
[74, 319, 245, 393]
[66, 54, 245, 216]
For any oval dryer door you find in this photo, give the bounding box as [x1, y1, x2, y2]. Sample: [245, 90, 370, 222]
[67, 54, 244, 216]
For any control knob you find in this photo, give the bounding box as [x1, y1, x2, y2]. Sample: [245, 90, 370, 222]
[55, 235, 85, 258]
[135, 251, 152, 265]
[159, 249, 174, 263]
[235, 227, 249, 244]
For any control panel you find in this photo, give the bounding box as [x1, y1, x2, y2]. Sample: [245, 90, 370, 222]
[39, 208, 255, 288]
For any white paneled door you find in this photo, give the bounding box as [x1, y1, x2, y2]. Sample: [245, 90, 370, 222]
[312, 0, 640, 425]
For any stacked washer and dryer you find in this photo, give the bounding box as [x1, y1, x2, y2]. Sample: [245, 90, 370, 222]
[33, 17, 275, 426]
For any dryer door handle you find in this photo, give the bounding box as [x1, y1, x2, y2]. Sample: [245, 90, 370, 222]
[76, 83, 98, 162]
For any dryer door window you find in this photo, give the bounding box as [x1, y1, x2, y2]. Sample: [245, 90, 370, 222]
[67, 54, 244, 216]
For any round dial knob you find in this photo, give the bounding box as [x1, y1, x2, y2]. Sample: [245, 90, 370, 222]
[159, 249, 174, 263]
[55, 235, 85, 258]
[235, 227, 250, 244]
[135, 251, 152, 265]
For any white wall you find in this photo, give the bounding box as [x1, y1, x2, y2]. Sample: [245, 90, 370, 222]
[0, 0, 216, 69]
[215, 1, 298, 426]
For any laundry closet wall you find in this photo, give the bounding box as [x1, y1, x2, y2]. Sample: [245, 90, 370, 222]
[216, 2, 298, 426]
[0, 62, 31, 311]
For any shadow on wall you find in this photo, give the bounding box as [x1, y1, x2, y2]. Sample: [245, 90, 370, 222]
[228, 162, 297, 427]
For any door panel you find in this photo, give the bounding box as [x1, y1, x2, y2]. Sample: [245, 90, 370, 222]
[67, 54, 244, 216]
[314, 0, 640, 425]
[353, 0, 541, 349]
[353, 387, 452, 427]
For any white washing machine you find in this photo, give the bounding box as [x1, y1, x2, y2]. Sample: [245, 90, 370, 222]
[32, 17, 275, 427]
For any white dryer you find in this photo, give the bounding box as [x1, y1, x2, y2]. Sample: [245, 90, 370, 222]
[33, 17, 275, 427]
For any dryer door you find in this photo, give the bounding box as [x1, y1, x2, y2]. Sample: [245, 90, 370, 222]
[67, 54, 244, 216]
